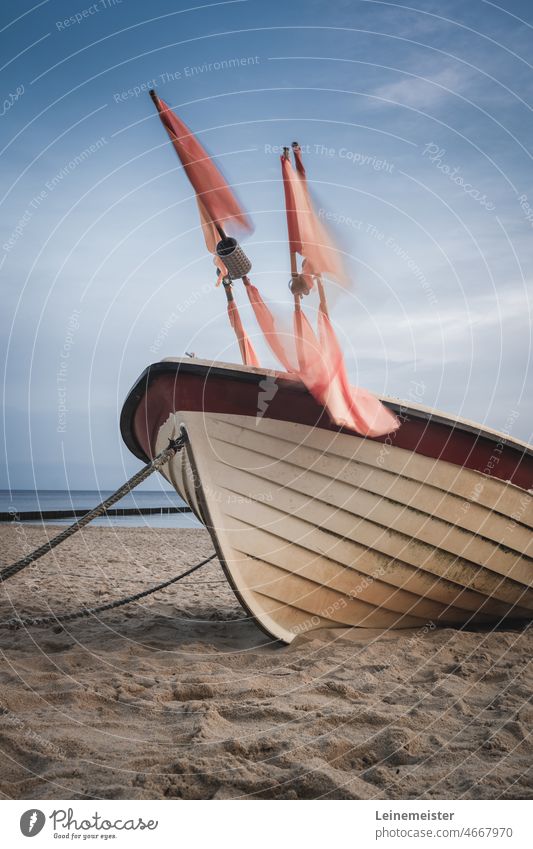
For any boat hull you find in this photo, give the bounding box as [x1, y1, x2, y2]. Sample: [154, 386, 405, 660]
[121, 359, 533, 643]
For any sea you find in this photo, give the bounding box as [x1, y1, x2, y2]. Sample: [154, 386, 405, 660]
[0, 490, 202, 528]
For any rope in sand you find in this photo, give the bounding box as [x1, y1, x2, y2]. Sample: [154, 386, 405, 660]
[0, 554, 216, 631]
[0, 433, 217, 629]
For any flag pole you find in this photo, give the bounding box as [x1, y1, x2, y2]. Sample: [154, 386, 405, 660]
[149, 88, 257, 365]
[221, 272, 259, 367]
[281, 147, 308, 369]
[291, 140, 330, 318]
[283, 147, 300, 297]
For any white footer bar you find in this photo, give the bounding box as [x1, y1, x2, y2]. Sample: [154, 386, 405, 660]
[3, 799, 531, 848]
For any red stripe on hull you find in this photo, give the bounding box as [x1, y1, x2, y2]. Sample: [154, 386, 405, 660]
[129, 368, 533, 492]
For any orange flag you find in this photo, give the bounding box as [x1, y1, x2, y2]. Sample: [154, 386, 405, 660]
[292, 304, 342, 390]
[292, 142, 306, 179]
[151, 90, 252, 237]
[227, 297, 260, 368]
[280, 154, 346, 285]
[196, 197, 219, 253]
[317, 308, 399, 437]
[196, 197, 228, 277]
[244, 282, 295, 372]
[279, 148, 395, 436]
[245, 279, 396, 436]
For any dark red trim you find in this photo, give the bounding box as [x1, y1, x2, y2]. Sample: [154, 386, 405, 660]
[121, 362, 533, 492]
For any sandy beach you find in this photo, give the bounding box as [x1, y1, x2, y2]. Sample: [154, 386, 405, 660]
[0, 524, 531, 800]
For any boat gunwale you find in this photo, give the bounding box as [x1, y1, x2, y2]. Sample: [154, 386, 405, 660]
[120, 357, 533, 466]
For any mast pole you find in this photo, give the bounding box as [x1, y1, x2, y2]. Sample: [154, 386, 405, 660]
[292, 140, 330, 317]
[283, 146, 301, 306]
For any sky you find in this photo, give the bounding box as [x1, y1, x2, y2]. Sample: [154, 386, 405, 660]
[1, 0, 532, 490]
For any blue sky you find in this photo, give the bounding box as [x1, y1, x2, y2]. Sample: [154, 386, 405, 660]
[1, 0, 532, 489]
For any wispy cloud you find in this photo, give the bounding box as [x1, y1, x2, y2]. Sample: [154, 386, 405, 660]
[373, 66, 469, 109]
[340, 283, 531, 366]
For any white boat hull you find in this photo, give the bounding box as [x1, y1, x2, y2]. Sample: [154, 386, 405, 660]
[155, 410, 533, 644]
[121, 359, 533, 644]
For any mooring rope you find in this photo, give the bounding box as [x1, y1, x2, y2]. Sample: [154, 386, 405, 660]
[0, 553, 216, 631]
[0, 436, 187, 584]
[0, 433, 219, 629]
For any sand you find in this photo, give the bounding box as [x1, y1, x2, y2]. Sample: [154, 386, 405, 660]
[0, 524, 531, 800]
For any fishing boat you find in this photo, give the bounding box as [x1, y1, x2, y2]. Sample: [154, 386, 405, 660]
[121, 356, 533, 643]
[120, 91, 533, 643]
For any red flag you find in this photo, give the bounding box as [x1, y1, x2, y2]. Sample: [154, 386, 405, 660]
[291, 306, 397, 437]
[317, 308, 399, 437]
[227, 298, 260, 367]
[292, 305, 343, 403]
[280, 154, 346, 285]
[292, 142, 306, 179]
[278, 148, 395, 435]
[292, 304, 335, 380]
[281, 153, 303, 255]
[151, 91, 252, 236]
[245, 281, 396, 437]
[196, 197, 228, 277]
[244, 282, 295, 372]
[293, 304, 310, 372]
[196, 197, 218, 253]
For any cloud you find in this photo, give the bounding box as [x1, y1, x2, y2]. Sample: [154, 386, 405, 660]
[338, 282, 531, 369]
[373, 66, 469, 109]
